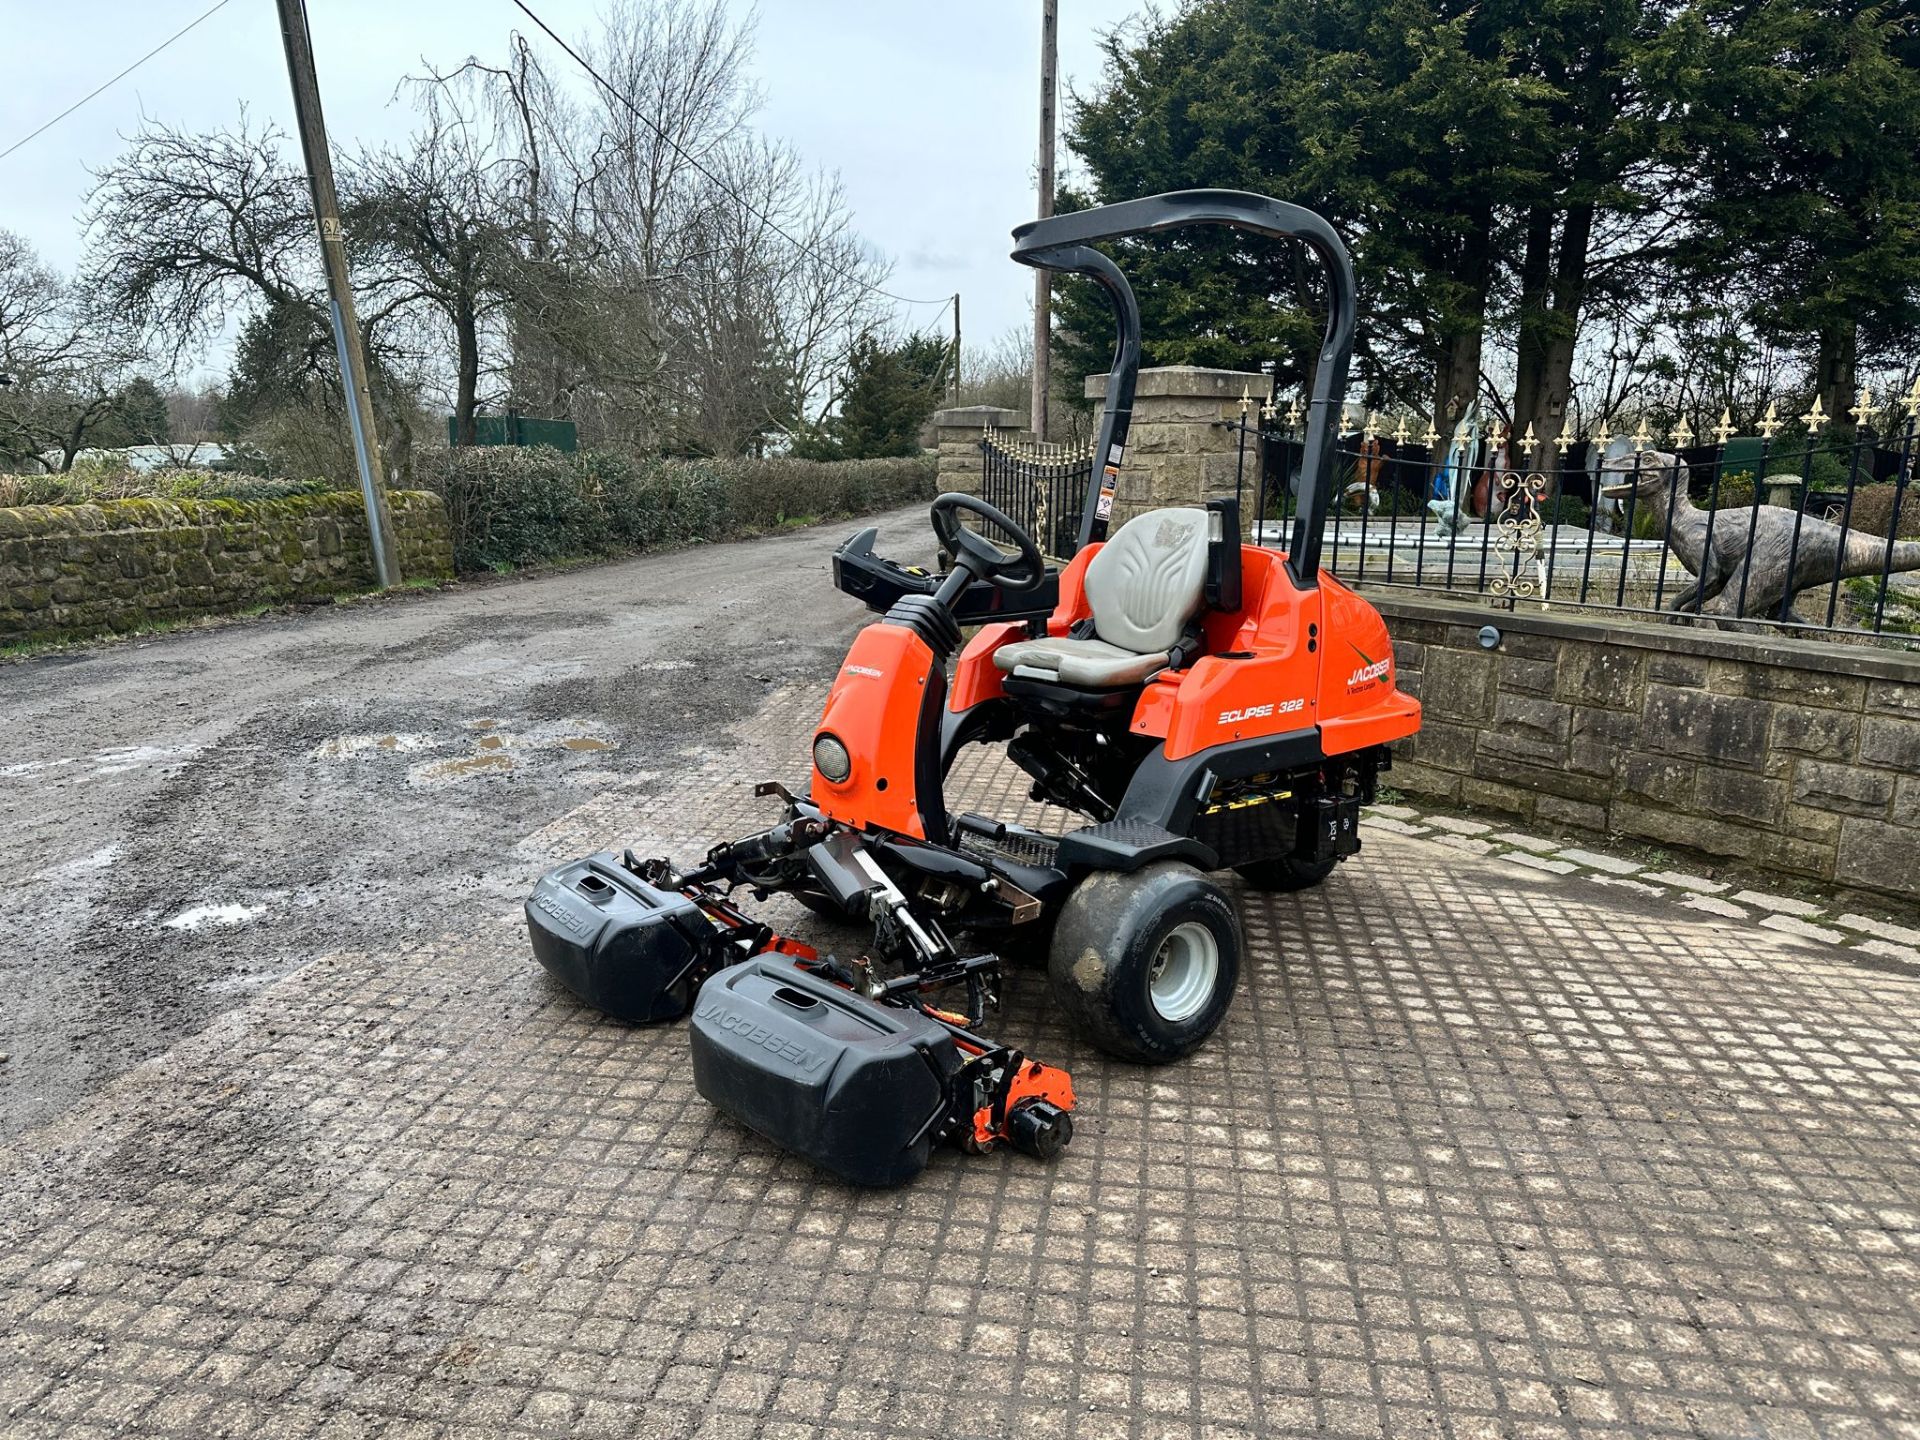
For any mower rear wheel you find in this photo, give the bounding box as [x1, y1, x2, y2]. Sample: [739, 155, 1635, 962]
[1233, 855, 1338, 892]
[1046, 862, 1242, 1064]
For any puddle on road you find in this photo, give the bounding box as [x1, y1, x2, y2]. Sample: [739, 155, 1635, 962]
[309, 717, 618, 786]
[408, 752, 516, 785]
[311, 733, 440, 760]
[164, 902, 265, 931]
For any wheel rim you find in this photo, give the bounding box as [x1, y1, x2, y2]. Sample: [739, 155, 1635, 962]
[1147, 920, 1219, 1023]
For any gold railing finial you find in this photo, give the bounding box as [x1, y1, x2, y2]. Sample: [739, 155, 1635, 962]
[1800, 394, 1827, 434]
[1422, 420, 1441, 449]
[1669, 417, 1693, 449]
[1712, 407, 1735, 446]
[1363, 409, 1381, 442]
[1392, 415, 1410, 446]
[1759, 401, 1780, 439]
[1904, 374, 1920, 417]
[1488, 419, 1508, 451]
[1850, 386, 1874, 428]
[1629, 417, 1651, 454]
[1239, 384, 1251, 417]
[1593, 420, 1613, 448]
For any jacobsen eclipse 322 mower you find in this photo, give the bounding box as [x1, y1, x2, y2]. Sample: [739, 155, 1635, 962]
[527, 191, 1421, 1185]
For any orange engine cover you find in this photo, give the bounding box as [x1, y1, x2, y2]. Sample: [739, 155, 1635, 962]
[811, 623, 940, 839]
[1125, 547, 1420, 762]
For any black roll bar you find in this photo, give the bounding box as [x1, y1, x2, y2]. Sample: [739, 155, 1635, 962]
[1007, 244, 1140, 554]
[1011, 188, 1356, 590]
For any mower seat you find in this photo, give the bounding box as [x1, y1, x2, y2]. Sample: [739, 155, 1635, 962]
[993, 507, 1210, 688]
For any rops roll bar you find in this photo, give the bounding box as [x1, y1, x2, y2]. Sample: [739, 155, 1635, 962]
[1011, 189, 1356, 590]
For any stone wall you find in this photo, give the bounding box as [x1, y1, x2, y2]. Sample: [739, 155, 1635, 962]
[0, 490, 454, 643]
[1376, 591, 1920, 901]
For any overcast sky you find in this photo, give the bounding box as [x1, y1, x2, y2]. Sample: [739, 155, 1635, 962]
[0, 0, 1145, 381]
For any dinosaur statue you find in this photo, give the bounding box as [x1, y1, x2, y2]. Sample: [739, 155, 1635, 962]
[1599, 449, 1920, 625]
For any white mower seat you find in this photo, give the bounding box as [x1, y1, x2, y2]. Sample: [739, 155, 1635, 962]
[993, 507, 1211, 689]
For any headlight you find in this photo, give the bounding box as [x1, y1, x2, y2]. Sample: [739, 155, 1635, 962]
[813, 733, 852, 783]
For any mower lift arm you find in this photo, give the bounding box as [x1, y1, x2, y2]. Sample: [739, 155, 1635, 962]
[1010, 189, 1357, 589]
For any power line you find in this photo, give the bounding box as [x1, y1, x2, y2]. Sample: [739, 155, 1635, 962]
[0, 0, 237, 165]
[508, 0, 954, 315]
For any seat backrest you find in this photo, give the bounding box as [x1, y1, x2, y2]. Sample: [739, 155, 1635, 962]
[1083, 507, 1210, 654]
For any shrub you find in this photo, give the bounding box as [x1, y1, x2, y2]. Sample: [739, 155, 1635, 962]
[1705, 474, 1755, 510]
[414, 446, 936, 573]
[414, 446, 601, 571]
[1539, 494, 1590, 529]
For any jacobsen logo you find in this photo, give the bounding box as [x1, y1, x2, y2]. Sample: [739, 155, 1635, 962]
[533, 890, 590, 935]
[1218, 698, 1304, 726]
[697, 1002, 830, 1074]
[843, 664, 884, 679]
[1347, 645, 1390, 690]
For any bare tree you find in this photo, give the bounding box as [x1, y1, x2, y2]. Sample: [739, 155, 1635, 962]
[350, 70, 523, 444]
[0, 231, 144, 472]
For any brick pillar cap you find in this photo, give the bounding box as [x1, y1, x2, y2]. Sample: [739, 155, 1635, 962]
[1084, 366, 1267, 400]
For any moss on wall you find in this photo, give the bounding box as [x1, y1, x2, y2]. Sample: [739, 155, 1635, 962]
[0, 491, 454, 644]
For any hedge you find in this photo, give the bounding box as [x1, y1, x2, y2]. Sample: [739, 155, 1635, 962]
[414, 448, 938, 573]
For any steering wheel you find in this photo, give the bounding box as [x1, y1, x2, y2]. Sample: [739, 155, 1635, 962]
[929, 492, 1047, 594]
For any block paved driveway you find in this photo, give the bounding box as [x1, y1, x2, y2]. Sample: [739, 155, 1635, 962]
[5, 536, 1920, 1438]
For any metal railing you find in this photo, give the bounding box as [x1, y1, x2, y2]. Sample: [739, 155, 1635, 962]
[1227, 383, 1920, 644]
[978, 430, 1090, 559]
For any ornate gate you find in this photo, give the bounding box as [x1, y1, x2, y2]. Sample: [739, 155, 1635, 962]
[978, 430, 1092, 558]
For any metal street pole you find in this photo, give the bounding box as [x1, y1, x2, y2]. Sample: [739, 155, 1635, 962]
[952, 292, 962, 404]
[1031, 0, 1058, 444]
[275, 0, 400, 588]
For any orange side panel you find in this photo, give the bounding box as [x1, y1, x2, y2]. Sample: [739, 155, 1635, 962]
[1046, 545, 1102, 636]
[1157, 547, 1325, 761]
[948, 621, 1025, 713]
[811, 624, 937, 839]
[1320, 687, 1422, 754]
[1314, 575, 1412, 729]
[1128, 673, 1183, 740]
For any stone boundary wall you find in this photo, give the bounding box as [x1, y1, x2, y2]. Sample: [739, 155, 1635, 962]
[0, 491, 454, 643]
[1374, 591, 1920, 902]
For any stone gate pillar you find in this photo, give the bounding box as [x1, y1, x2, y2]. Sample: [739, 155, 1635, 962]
[1084, 366, 1266, 530]
[930, 405, 1031, 501]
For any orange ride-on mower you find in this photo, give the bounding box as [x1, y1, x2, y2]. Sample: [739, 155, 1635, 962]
[525, 190, 1421, 1187]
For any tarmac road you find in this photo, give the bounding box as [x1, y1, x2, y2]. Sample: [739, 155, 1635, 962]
[0, 505, 930, 1142]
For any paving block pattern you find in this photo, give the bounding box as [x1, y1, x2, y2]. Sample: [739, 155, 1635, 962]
[4, 689, 1920, 1438]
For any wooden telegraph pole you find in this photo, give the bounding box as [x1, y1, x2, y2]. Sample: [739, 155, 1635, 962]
[951, 293, 962, 404]
[276, 0, 400, 588]
[1031, 0, 1057, 444]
